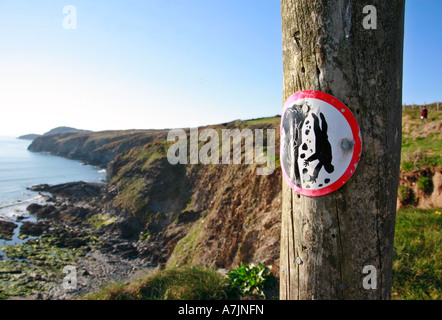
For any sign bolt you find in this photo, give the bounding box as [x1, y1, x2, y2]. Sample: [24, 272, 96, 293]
[341, 139, 354, 151]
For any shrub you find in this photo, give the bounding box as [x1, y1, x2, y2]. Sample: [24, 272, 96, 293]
[418, 177, 433, 193]
[398, 186, 413, 204]
[227, 262, 275, 297]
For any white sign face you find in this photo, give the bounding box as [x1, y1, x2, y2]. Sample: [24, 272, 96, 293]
[280, 90, 362, 197]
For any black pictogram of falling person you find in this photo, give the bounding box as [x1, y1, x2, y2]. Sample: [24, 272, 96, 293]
[303, 112, 334, 183]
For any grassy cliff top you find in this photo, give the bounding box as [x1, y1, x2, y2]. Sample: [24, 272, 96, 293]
[401, 109, 441, 170]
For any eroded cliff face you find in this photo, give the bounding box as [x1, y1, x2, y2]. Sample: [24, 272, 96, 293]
[168, 163, 282, 271]
[106, 119, 282, 271]
[397, 167, 442, 209]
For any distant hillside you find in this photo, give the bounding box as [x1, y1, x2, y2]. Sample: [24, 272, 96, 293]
[18, 126, 93, 141]
[17, 134, 41, 140]
[403, 102, 441, 111]
[28, 129, 169, 167]
[43, 126, 93, 136]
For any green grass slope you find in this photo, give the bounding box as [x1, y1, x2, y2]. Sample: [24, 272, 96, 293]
[401, 109, 442, 170]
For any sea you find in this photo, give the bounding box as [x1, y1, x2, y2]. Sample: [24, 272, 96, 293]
[0, 136, 106, 253]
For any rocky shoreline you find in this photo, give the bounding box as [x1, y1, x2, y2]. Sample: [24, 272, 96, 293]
[0, 181, 157, 300]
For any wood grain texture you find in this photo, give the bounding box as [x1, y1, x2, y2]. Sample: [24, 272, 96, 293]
[280, 0, 405, 299]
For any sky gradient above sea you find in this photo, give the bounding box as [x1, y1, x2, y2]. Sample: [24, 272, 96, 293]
[0, 0, 440, 137]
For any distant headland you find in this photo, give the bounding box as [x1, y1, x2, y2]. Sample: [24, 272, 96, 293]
[18, 126, 93, 140]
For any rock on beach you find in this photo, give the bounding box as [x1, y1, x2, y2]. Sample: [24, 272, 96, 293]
[0, 220, 18, 240]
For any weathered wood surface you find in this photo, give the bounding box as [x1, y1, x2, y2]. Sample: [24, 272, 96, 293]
[280, 0, 405, 299]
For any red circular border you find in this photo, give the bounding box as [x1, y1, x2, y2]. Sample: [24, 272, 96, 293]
[280, 90, 362, 197]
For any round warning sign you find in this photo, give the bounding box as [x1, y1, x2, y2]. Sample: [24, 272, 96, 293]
[280, 90, 362, 197]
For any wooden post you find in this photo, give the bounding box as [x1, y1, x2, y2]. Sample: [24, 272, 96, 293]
[280, 0, 405, 299]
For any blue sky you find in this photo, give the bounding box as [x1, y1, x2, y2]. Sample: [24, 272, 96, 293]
[403, 0, 442, 106]
[0, 0, 440, 136]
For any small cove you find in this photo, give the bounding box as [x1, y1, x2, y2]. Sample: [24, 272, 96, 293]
[0, 136, 106, 260]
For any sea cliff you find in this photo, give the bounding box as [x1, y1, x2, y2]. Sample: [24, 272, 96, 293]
[28, 129, 169, 167]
